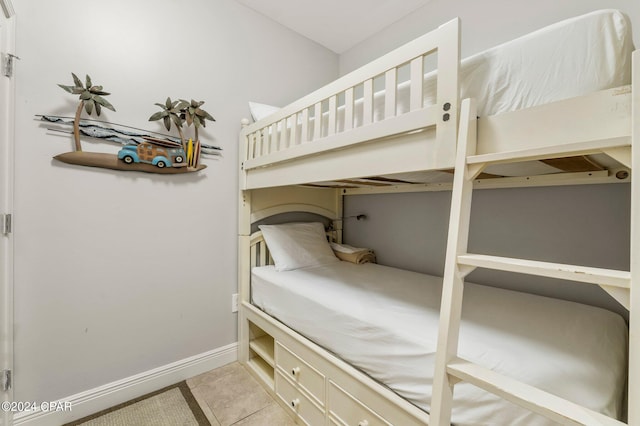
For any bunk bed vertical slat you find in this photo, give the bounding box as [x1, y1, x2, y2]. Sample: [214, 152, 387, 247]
[255, 130, 263, 158]
[313, 102, 322, 140]
[259, 239, 268, 266]
[385, 68, 397, 119]
[301, 108, 309, 143]
[279, 118, 288, 149]
[328, 95, 337, 136]
[290, 113, 299, 146]
[410, 56, 424, 111]
[250, 242, 258, 269]
[248, 133, 256, 160]
[262, 126, 271, 155]
[344, 87, 354, 131]
[363, 79, 373, 125]
[270, 122, 278, 152]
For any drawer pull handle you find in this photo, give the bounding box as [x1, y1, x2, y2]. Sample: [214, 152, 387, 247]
[291, 366, 301, 376]
[358, 421, 369, 426]
[291, 398, 300, 409]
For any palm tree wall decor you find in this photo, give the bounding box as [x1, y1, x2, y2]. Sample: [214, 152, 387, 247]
[58, 73, 115, 152]
[148, 97, 189, 151]
[181, 99, 215, 144]
[149, 98, 215, 167]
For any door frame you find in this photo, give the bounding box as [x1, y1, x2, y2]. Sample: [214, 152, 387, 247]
[0, 1, 15, 425]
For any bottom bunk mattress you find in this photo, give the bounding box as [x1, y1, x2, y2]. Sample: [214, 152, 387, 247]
[251, 261, 627, 425]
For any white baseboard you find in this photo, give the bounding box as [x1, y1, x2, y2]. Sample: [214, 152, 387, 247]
[14, 342, 238, 426]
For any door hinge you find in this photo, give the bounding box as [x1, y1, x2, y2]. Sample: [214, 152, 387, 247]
[1, 370, 11, 392]
[2, 53, 19, 78]
[1, 214, 12, 235]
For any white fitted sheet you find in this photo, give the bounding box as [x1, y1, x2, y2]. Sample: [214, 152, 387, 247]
[351, 9, 632, 126]
[252, 262, 627, 425]
[264, 9, 632, 136]
[443, 8, 632, 117]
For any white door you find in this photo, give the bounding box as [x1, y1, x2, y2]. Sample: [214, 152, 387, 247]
[0, 1, 15, 425]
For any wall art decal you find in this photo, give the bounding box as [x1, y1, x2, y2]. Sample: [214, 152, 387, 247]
[43, 73, 221, 175]
[148, 97, 216, 169]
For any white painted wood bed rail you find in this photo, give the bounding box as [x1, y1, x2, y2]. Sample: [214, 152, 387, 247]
[239, 18, 459, 190]
[471, 86, 633, 181]
[238, 15, 636, 426]
[431, 53, 637, 423]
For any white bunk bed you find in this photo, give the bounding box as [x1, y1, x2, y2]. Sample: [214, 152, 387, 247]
[238, 9, 637, 426]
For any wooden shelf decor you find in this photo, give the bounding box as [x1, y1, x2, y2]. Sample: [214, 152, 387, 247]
[53, 151, 206, 174]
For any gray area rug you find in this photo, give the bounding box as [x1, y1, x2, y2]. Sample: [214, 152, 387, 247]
[64, 381, 210, 426]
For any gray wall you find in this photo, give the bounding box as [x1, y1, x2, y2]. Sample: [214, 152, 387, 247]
[13, 0, 337, 404]
[344, 184, 630, 318]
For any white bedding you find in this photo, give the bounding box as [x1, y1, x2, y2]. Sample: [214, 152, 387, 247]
[252, 262, 628, 425]
[440, 8, 632, 117]
[253, 9, 632, 131]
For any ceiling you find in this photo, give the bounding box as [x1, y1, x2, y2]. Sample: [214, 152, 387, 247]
[235, 0, 433, 54]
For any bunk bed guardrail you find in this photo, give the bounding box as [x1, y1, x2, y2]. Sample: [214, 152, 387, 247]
[239, 18, 460, 189]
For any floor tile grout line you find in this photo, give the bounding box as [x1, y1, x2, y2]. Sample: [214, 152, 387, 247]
[186, 362, 292, 426]
[190, 383, 223, 426]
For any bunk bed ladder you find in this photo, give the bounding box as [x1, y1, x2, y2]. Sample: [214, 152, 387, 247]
[429, 96, 634, 426]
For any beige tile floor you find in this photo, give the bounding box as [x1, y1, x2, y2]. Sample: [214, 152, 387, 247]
[187, 362, 296, 426]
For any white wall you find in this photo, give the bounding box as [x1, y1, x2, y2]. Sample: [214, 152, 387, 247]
[13, 0, 337, 404]
[340, 0, 640, 74]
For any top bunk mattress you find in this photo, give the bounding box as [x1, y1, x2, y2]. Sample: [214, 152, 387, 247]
[250, 8, 633, 127]
[251, 261, 628, 425]
[453, 8, 632, 117]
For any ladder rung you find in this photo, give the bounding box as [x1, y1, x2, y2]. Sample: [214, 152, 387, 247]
[447, 357, 625, 426]
[466, 137, 629, 166]
[457, 254, 630, 288]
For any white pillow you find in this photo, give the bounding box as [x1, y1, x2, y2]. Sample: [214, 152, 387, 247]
[248, 101, 280, 122]
[259, 222, 338, 271]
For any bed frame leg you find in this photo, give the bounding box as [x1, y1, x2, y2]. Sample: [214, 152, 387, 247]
[238, 233, 251, 365]
[238, 187, 252, 365]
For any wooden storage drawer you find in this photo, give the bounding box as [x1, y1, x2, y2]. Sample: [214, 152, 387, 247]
[276, 370, 325, 426]
[329, 381, 390, 426]
[276, 342, 326, 405]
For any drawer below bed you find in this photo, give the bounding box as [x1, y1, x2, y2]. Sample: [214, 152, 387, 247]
[276, 341, 326, 406]
[276, 370, 325, 426]
[328, 380, 391, 426]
